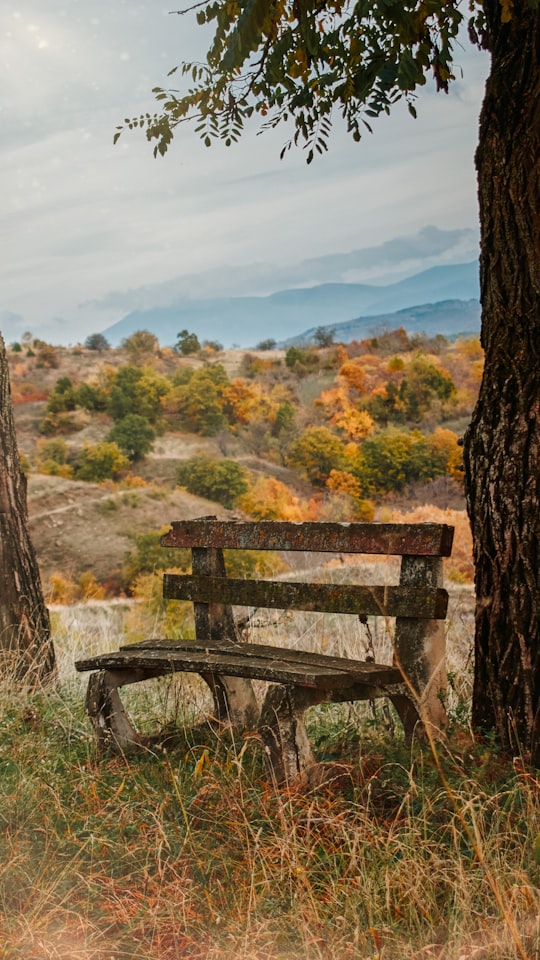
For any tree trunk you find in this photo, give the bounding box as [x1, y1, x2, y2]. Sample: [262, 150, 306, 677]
[0, 334, 56, 681]
[464, 0, 540, 762]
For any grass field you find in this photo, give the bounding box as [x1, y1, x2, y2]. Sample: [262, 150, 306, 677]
[1, 601, 539, 960]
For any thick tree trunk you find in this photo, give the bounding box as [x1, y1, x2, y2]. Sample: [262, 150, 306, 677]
[464, 1, 540, 762]
[0, 334, 55, 681]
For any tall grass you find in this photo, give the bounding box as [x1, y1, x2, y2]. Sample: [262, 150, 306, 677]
[0, 598, 538, 959]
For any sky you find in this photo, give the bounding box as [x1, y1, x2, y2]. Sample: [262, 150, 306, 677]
[1, 1, 490, 346]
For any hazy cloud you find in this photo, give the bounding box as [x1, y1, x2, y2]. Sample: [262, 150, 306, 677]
[85, 225, 479, 315]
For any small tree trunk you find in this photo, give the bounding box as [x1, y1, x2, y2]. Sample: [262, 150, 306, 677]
[464, 1, 540, 761]
[0, 334, 55, 681]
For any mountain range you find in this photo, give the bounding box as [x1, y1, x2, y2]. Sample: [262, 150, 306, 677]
[285, 298, 481, 346]
[101, 261, 480, 348]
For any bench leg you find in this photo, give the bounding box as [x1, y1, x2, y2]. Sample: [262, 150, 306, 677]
[259, 685, 320, 784]
[86, 670, 145, 752]
[388, 691, 423, 741]
[86, 668, 259, 753]
[201, 673, 259, 729]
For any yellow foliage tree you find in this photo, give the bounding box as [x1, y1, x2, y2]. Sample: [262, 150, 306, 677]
[325, 470, 375, 520]
[223, 378, 278, 426]
[326, 469, 364, 501]
[236, 476, 308, 521]
[315, 385, 349, 417]
[338, 359, 367, 393]
[332, 407, 374, 441]
[429, 427, 463, 481]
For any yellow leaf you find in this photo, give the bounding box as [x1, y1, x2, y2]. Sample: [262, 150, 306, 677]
[113, 778, 126, 799]
[193, 749, 209, 778]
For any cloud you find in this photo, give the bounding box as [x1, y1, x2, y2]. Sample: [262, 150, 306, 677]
[83, 225, 479, 314]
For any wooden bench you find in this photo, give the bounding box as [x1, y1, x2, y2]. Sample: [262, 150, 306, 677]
[75, 518, 454, 783]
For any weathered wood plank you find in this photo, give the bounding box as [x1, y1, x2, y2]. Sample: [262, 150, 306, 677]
[394, 554, 447, 733]
[161, 520, 454, 557]
[119, 637, 403, 680]
[191, 545, 258, 724]
[75, 642, 402, 686]
[75, 646, 401, 689]
[162, 574, 449, 619]
[191, 546, 239, 642]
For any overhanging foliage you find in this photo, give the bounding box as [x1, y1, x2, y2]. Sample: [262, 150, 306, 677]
[116, 0, 481, 163]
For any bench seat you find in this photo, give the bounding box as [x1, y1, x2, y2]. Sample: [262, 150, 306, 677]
[76, 638, 403, 691]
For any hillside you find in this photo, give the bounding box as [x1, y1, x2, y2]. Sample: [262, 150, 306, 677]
[25, 474, 230, 588]
[8, 329, 477, 595]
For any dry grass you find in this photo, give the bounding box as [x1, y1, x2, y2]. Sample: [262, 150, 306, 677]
[1, 600, 539, 959]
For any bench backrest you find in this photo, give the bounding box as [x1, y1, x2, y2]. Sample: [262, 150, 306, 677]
[160, 518, 454, 644]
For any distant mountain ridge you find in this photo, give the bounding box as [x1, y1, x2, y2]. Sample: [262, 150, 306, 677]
[284, 299, 481, 346]
[101, 261, 479, 347]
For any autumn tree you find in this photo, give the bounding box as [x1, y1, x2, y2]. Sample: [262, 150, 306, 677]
[106, 365, 170, 424]
[0, 334, 56, 680]
[121, 329, 159, 356]
[287, 426, 346, 486]
[316, 381, 375, 440]
[169, 366, 229, 435]
[356, 428, 454, 495]
[121, 1, 540, 762]
[236, 475, 306, 520]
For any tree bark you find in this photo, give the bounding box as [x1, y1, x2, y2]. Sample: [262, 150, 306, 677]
[0, 334, 55, 681]
[464, 0, 540, 762]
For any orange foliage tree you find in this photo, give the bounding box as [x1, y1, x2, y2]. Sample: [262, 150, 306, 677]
[236, 476, 308, 521]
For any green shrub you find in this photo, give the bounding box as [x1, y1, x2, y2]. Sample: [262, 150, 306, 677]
[46, 377, 77, 414]
[75, 382, 108, 412]
[285, 346, 307, 369]
[175, 329, 201, 354]
[37, 438, 69, 465]
[399, 355, 457, 421]
[355, 428, 449, 495]
[171, 367, 229, 435]
[177, 456, 249, 508]
[287, 426, 346, 486]
[106, 366, 170, 423]
[38, 412, 84, 436]
[107, 415, 156, 461]
[73, 442, 130, 482]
